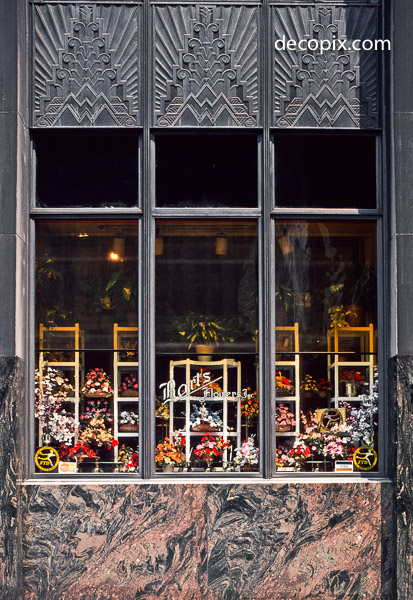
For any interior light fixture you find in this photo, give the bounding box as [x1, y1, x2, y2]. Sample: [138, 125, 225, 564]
[155, 237, 164, 256]
[278, 234, 293, 255]
[109, 237, 125, 261]
[215, 235, 228, 256]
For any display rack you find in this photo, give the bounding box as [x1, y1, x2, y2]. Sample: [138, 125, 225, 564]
[38, 323, 84, 443]
[113, 324, 139, 462]
[275, 323, 300, 437]
[168, 358, 242, 463]
[327, 324, 376, 407]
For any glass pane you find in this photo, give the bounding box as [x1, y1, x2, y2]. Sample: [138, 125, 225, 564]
[274, 221, 378, 474]
[274, 135, 376, 209]
[155, 220, 259, 474]
[156, 134, 257, 207]
[35, 133, 139, 208]
[35, 221, 139, 475]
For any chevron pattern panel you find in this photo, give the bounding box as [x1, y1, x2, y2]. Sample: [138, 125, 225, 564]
[272, 6, 379, 128]
[33, 4, 141, 127]
[154, 5, 259, 127]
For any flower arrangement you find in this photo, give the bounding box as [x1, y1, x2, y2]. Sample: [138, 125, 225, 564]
[78, 410, 119, 449]
[276, 372, 294, 396]
[276, 443, 296, 468]
[340, 370, 366, 384]
[316, 378, 333, 393]
[344, 373, 378, 446]
[299, 410, 326, 455]
[80, 396, 113, 422]
[82, 368, 113, 397]
[288, 440, 312, 464]
[118, 444, 139, 472]
[193, 435, 230, 461]
[275, 403, 296, 431]
[119, 410, 139, 432]
[119, 373, 139, 397]
[35, 368, 78, 444]
[155, 399, 169, 420]
[60, 441, 97, 461]
[155, 435, 186, 467]
[190, 402, 223, 431]
[300, 374, 318, 392]
[240, 388, 259, 420]
[233, 436, 259, 467]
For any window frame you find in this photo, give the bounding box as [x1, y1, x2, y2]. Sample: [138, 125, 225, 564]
[28, 127, 385, 480]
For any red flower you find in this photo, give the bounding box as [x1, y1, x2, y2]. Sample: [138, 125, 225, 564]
[111, 439, 119, 447]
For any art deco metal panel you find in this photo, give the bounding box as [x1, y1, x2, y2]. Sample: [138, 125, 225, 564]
[272, 6, 379, 128]
[153, 5, 259, 128]
[33, 4, 141, 127]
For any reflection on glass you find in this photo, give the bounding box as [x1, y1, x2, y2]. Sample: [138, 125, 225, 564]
[155, 220, 259, 474]
[35, 221, 139, 474]
[274, 221, 378, 474]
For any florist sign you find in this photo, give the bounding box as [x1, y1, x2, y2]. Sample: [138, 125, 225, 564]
[160, 370, 246, 404]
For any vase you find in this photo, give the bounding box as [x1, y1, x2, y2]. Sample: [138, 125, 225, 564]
[162, 464, 174, 473]
[345, 382, 357, 397]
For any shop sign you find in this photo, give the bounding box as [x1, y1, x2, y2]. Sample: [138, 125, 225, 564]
[35, 446, 60, 471]
[335, 461, 354, 473]
[353, 446, 378, 471]
[160, 370, 246, 404]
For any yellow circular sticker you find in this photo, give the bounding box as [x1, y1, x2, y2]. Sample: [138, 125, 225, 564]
[35, 447, 60, 471]
[353, 446, 377, 471]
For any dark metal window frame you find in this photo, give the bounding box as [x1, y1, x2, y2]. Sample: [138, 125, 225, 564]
[27, 0, 387, 481]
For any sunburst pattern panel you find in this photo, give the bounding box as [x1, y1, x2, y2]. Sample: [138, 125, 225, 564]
[33, 4, 141, 127]
[154, 5, 259, 128]
[272, 6, 379, 128]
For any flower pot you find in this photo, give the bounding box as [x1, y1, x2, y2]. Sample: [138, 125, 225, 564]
[118, 423, 139, 432]
[345, 382, 358, 397]
[318, 390, 330, 400]
[276, 424, 292, 432]
[120, 389, 139, 397]
[195, 344, 214, 361]
[84, 391, 111, 399]
[191, 423, 218, 432]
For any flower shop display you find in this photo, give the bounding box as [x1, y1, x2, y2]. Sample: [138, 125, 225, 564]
[119, 409, 139, 432]
[275, 403, 296, 432]
[118, 444, 139, 472]
[189, 402, 223, 431]
[35, 367, 78, 444]
[300, 374, 318, 395]
[155, 435, 186, 469]
[240, 388, 259, 421]
[340, 369, 366, 397]
[81, 396, 113, 423]
[276, 372, 294, 396]
[233, 436, 259, 471]
[193, 435, 230, 462]
[119, 373, 139, 397]
[82, 368, 113, 397]
[78, 410, 119, 450]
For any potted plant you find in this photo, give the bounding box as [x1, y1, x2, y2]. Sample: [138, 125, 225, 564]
[300, 374, 318, 399]
[340, 369, 366, 397]
[275, 403, 296, 432]
[240, 388, 259, 422]
[316, 378, 333, 399]
[276, 371, 294, 397]
[193, 435, 230, 465]
[328, 305, 357, 329]
[166, 312, 235, 360]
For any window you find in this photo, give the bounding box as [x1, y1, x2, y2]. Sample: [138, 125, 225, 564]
[32, 132, 381, 477]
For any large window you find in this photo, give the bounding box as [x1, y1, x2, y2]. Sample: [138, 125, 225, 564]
[32, 132, 381, 478]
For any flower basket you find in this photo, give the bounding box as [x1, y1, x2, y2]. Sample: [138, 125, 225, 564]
[191, 422, 218, 432]
[119, 423, 139, 432]
[120, 389, 139, 397]
[276, 424, 292, 432]
[84, 391, 111, 399]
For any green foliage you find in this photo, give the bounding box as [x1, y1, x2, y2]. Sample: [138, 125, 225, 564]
[166, 312, 235, 349]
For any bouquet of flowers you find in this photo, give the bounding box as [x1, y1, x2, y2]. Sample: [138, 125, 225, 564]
[155, 435, 186, 467]
[341, 370, 366, 384]
[275, 403, 296, 432]
[276, 443, 296, 469]
[233, 436, 259, 468]
[78, 410, 119, 450]
[60, 440, 97, 461]
[276, 372, 294, 396]
[240, 388, 259, 420]
[300, 374, 318, 392]
[155, 399, 169, 420]
[316, 378, 333, 393]
[119, 410, 139, 432]
[82, 368, 113, 397]
[119, 373, 139, 397]
[288, 440, 312, 465]
[35, 368, 78, 444]
[81, 396, 113, 423]
[118, 444, 139, 472]
[193, 435, 230, 461]
[190, 402, 223, 432]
